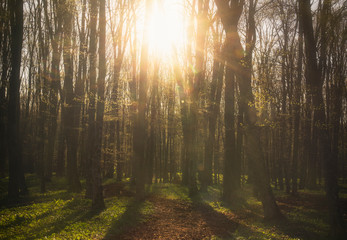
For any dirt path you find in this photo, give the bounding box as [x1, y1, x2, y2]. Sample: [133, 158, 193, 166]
[116, 196, 238, 240]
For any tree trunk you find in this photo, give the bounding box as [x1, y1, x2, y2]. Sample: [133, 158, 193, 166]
[86, 0, 98, 199]
[7, 0, 27, 199]
[43, 0, 62, 181]
[63, 0, 81, 193]
[76, 0, 87, 180]
[291, 17, 303, 195]
[147, 63, 159, 184]
[0, 8, 9, 178]
[56, 114, 65, 177]
[134, 0, 151, 199]
[92, 0, 106, 210]
[223, 35, 238, 200]
[299, 0, 345, 235]
[215, 0, 282, 220]
[204, 22, 223, 189]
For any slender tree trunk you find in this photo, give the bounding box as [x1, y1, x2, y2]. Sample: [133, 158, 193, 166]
[43, 0, 62, 181]
[76, 0, 87, 180]
[280, 24, 290, 194]
[37, 0, 49, 193]
[129, 7, 137, 185]
[0, 6, 9, 178]
[299, 0, 344, 235]
[108, 4, 127, 181]
[92, 0, 106, 209]
[119, 103, 127, 182]
[216, 0, 282, 219]
[86, 0, 98, 199]
[223, 35, 237, 200]
[186, 0, 209, 196]
[204, 26, 223, 189]
[147, 63, 159, 184]
[63, 0, 81, 193]
[56, 113, 65, 177]
[292, 17, 303, 195]
[0, 15, 8, 178]
[134, 0, 151, 199]
[7, 0, 27, 199]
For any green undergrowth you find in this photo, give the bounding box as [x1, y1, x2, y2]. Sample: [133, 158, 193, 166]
[150, 183, 191, 201]
[151, 183, 344, 240]
[1, 176, 345, 240]
[0, 175, 153, 240]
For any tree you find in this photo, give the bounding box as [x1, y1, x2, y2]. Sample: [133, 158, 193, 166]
[190, 0, 209, 194]
[215, 0, 282, 219]
[134, 0, 151, 199]
[92, 0, 106, 209]
[204, 22, 224, 188]
[62, 0, 82, 193]
[43, 0, 62, 181]
[85, 0, 105, 210]
[291, 10, 303, 195]
[0, 0, 9, 179]
[106, 0, 130, 180]
[299, 0, 345, 236]
[7, 0, 27, 199]
[86, 0, 98, 199]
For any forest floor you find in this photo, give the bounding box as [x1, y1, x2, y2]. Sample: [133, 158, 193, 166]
[1, 175, 347, 239]
[112, 194, 236, 239]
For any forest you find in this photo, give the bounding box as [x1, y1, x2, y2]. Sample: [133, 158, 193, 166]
[0, 0, 346, 239]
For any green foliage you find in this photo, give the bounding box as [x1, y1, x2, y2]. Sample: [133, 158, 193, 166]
[151, 183, 336, 240]
[0, 179, 343, 240]
[150, 183, 191, 201]
[0, 175, 153, 240]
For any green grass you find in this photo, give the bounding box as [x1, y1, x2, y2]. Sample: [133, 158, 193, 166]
[1, 175, 345, 240]
[151, 183, 341, 240]
[150, 183, 191, 201]
[0, 175, 153, 240]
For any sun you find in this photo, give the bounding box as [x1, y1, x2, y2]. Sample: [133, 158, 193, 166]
[147, 0, 186, 58]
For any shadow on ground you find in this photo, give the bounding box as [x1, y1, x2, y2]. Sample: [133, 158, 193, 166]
[106, 192, 262, 240]
[104, 199, 150, 239]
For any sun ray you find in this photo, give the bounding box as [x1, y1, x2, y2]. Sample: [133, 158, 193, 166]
[146, 0, 186, 59]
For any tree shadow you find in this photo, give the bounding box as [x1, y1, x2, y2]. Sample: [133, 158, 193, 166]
[271, 218, 329, 240]
[218, 192, 333, 240]
[190, 197, 241, 239]
[0, 188, 75, 210]
[26, 198, 102, 240]
[103, 199, 148, 239]
[0, 196, 100, 240]
[103, 182, 134, 198]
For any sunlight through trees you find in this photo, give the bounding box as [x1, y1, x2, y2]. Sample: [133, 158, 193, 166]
[1, 0, 346, 238]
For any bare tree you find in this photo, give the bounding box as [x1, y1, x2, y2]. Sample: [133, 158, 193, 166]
[7, 0, 27, 199]
[299, 0, 345, 235]
[215, 0, 282, 219]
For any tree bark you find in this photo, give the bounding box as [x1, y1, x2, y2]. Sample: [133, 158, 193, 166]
[63, 0, 81, 193]
[7, 0, 27, 199]
[223, 35, 237, 200]
[204, 31, 223, 187]
[92, 0, 106, 210]
[134, 0, 151, 199]
[0, 6, 9, 178]
[291, 15, 303, 195]
[215, 0, 282, 219]
[299, 0, 345, 235]
[43, 0, 62, 181]
[86, 0, 99, 199]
